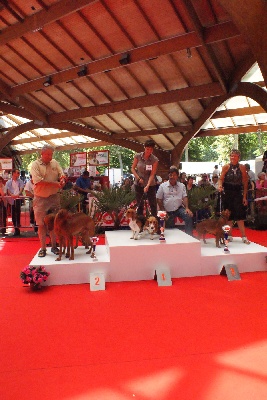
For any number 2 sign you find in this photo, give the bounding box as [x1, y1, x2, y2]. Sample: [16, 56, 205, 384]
[90, 272, 105, 291]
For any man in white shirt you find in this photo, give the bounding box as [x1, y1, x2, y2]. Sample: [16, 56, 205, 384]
[245, 163, 256, 182]
[31, 145, 65, 257]
[5, 169, 25, 236]
[24, 175, 37, 231]
[156, 167, 193, 236]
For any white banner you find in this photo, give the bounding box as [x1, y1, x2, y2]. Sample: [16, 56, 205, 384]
[88, 150, 109, 166]
[0, 158, 12, 170]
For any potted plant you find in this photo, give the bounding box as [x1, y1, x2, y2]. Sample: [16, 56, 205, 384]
[20, 266, 50, 290]
[90, 186, 135, 230]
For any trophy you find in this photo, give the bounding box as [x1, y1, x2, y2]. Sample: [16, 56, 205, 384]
[90, 236, 99, 261]
[222, 224, 231, 253]
[157, 210, 167, 242]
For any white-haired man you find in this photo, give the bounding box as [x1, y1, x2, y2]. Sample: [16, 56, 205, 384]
[30, 145, 65, 257]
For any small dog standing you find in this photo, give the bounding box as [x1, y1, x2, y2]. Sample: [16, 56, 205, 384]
[196, 209, 231, 248]
[125, 208, 146, 240]
[143, 216, 158, 240]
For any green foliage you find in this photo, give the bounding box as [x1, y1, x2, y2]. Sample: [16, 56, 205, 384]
[53, 150, 72, 169]
[185, 137, 218, 162]
[185, 130, 267, 164]
[59, 189, 81, 212]
[20, 153, 38, 173]
[91, 186, 135, 229]
[187, 186, 217, 214]
[20, 131, 267, 173]
[20, 145, 135, 175]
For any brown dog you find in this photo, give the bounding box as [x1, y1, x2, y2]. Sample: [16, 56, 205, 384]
[143, 216, 159, 240]
[125, 208, 146, 240]
[54, 209, 95, 260]
[44, 212, 82, 256]
[196, 209, 231, 248]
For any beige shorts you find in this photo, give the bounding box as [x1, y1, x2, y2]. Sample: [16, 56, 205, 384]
[33, 194, 60, 226]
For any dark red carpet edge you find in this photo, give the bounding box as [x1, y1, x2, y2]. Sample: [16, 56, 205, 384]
[0, 228, 267, 400]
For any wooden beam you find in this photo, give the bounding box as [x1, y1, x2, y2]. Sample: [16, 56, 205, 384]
[113, 125, 192, 139]
[0, 102, 35, 120]
[197, 123, 267, 137]
[0, 121, 39, 152]
[16, 96, 48, 122]
[0, 0, 98, 47]
[180, 0, 228, 92]
[0, 79, 48, 122]
[48, 82, 224, 124]
[53, 122, 170, 167]
[11, 21, 240, 97]
[9, 131, 84, 145]
[12, 141, 117, 155]
[212, 106, 265, 119]
[171, 81, 267, 164]
[219, 0, 267, 86]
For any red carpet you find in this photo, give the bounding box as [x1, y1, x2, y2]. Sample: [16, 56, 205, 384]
[0, 228, 267, 400]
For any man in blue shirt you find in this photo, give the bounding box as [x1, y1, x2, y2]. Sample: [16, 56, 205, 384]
[74, 170, 91, 213]
[156, 167, 193, 236]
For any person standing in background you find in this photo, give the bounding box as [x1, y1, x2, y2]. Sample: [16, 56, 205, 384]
[73, 170, 91, 213]
[262, 149, 267, 173]
[218, 149, 250, 244]
[0, 176, 7, 235]
[131, 139, 158, 217]
[24, 174, 38, 232]
[213, 165, 220, 176]
[245, 163, 256, 182]
[5, 169, 24, 236]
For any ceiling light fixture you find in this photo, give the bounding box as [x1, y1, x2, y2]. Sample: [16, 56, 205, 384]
[43, 77, 52, 87]
[77, 66, 87, 77]
[119, 53, 131, 65]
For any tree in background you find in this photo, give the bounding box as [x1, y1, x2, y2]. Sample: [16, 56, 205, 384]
[20, 146, 135, 175]
[185, 130, 267, 164]
[20, 131, 267, 172]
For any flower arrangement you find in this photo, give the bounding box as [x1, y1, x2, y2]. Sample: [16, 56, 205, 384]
[20, 266, 50, 289]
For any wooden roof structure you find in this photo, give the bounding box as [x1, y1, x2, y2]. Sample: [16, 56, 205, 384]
[0, 0, 267, 169]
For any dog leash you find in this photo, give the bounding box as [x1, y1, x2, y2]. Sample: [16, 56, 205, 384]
[135, 192, 152, 217]
[218, 191, 223, 214]
[135, 192, 145, 211]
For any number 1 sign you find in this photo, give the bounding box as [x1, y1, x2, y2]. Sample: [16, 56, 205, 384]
[155, 267, 172, 286]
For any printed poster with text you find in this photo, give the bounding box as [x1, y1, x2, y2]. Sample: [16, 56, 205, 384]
[70, 152, 87, 167]
[88, 150, 109, 166]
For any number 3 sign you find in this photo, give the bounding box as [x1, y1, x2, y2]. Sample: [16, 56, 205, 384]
[90, 272, 105, 291]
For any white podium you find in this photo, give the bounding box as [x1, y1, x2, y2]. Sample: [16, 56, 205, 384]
[29, 229, 267, 286]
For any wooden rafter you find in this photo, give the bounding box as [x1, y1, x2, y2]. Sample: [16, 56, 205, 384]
[48, 82, 224, 124]
[197, 123, 267, 137]
[219, 0, 267, 86]
[180, 0, 228, 93]
[0, 0, 98, 46]
[10, 21, 240, 97]
[171, 81, 267, 165]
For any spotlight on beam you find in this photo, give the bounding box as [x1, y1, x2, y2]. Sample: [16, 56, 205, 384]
[43, 77, 52, 87]
[77, 66, 87, 77]
[119, 53, 130, 65]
